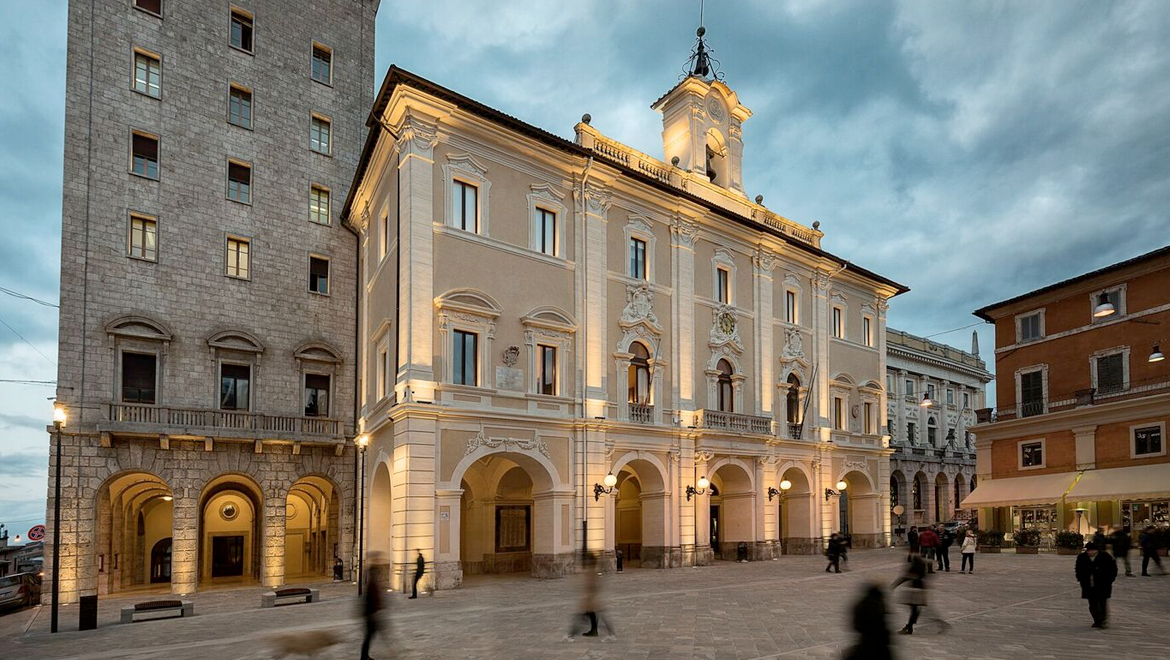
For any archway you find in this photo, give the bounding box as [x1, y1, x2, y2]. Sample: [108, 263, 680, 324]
[608, 455, 670, 568]
[953, 473, 965, 521]
[198, 475, 263, 586]
[93, 472, 173, 595]
[839, 470, 878, 546]
[778, 465, 814, 554]
[890, 470, 907, 538]
[934, 473, 951, 522]
[912, 471, 928, 525]
[710, 461, 754, 559]
[285, 476, 338, 579]
[785, 374, 801, 424]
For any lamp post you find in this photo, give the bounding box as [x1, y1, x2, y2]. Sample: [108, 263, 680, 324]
[50, 402, 66, 634]
[355, 433, 369, 596]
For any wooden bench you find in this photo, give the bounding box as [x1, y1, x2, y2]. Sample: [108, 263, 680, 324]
[260, 587, 320, 607]
[120, 599, 194, 623]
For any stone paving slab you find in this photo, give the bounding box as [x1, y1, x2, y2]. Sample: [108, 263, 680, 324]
[3, 550, 1169, 659]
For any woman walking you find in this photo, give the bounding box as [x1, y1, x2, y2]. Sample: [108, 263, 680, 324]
[959, 530, 977, 573]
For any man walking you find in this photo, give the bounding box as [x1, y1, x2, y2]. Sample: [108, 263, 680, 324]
[917, 525, 938, 573]
[410, 549, 425, 598]
[1075, 542, 1117, 628]
[825, 533, 844, 573]
[1110, 526, 1133, 577]
[937, 526, 953, 572]
[1140, 526, 1165, 576]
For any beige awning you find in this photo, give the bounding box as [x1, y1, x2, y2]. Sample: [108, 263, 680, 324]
[960, 472, 1080, 509]
[1066, 463, 1170, 502]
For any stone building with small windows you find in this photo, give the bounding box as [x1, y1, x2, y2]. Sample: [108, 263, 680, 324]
[48, 0, 379, 604]
[885, 329, 991, 539]
[344, 30, 906, 592]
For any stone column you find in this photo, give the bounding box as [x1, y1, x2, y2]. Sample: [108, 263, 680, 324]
[670, 217, 698, 412]
[693, 451, 713, 565]
[812, 271, 832, 442]
[434, 489, 463, 589]
[532, 490, 576, 578]
[170, 481, 198, 595]
[584, 421, 608, 556]
[392, 409, 437, 592]
[753, 249, 776, 417]
[261, 494, 286, 588]
[579, 182, 611, 419]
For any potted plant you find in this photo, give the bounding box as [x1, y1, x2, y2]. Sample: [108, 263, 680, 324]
[1013, 528, 1041, 554]
[1055, 531, 1084, 555]
[977, 529, 1004, 553]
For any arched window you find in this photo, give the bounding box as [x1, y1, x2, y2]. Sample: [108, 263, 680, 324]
[927, 417, 938, 446]
[912, 476, 923, 510]
[786, 374, 801, 424]
[970, 476, 977, 495]
[954, 477, 962, 512]
[890, 476, 900, 508]
[716, 359, 734, 412]
[628, 342, 651, 405]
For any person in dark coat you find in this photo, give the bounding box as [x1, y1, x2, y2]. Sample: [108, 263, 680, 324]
[1109, 526, 1133, 577]
[410, 549, 425, 598]
[907, 527, 920, 558]
[843, 584, 893, 660]
[333, 557, 344, 582]
[826, 533, 844, 573]
[891, 554, 930, 635]
[1092, 527, 1108, 552]
[1075, 542, 1117, 628]
[937, 527, 953, 572]
[1140, 526, 1165, 576]
[360, 563, 385, 660]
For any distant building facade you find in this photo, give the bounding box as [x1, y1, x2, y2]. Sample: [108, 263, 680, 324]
[343, 47, 906, 589]
[966, 246, 1170, 541]
[49, 0, 379, 604]
[886, 329, 990, 538]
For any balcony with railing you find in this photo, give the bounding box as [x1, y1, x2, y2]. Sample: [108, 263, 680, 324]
[629, 403, 656, 425]
[694, 409, 773, 435]
[786, 423, 804, 440]
[976, 376, 1170, 424]
[105, 403, 348, 440]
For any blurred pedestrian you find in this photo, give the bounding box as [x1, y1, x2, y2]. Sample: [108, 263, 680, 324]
[959, 530, 977, 573]
[409, 549, 425, 598]
[616, 547, 624, 573]
[1140, 526, 1165, 576]
[937, 526, 953, 572]
[907, 526, 919, 560]
[360, 561, 385, 660]
[564, 553, 616, 641]
[890, 554, 929, 635]
[1109, 526, 1133, 577]
[917, 526, 938, 573]
[1093, 527, 1108, 551]
[842, 584, 893, 660]
[333, 557, 344, 582]
[826, 533, 844, 573]
[1075, 541, 1117, 628]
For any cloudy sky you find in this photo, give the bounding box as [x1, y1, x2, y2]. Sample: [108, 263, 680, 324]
[1, 0, 1168, 532]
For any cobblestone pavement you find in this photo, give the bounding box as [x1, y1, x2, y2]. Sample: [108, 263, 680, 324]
[3, 549, 1169, 659]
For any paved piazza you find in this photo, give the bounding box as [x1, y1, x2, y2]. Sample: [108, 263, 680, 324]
[3, 550, 1168, 659]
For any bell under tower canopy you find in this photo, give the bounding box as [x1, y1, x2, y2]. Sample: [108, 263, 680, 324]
[652, 75, 752, 196]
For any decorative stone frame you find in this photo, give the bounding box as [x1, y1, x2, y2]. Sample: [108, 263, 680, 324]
[711, 247, 737, 307]
[704, 349, 745, 413]
[777, 366, 809, 428]
[436, 289, 501, 390]
[624, 216, 656, 284]
[207, 330, 265, 412]
[442, 153, 491, 235]
[858, 382, 882, 435]
[374, 323, 392, 403]
[830, 291, 847, 340]
[1089, 283, 1127, 324]
[1015, 308, 1045, 343]
[860, 303, 876, 349]
[1130, 421, 1166, 459]
[781, 274, 802, 326]
[1089, 345, 1130, 395]
[1018, 437, 1047, 470]
[526, 184, 567, 259]
[829, 374, 856, 432]
[615, 330, 666, 422]
[521, 307, 576, 398]
[1014, 364, 1049, 417]
[295, 341, 343, 418]
[105, 315, 173, 407]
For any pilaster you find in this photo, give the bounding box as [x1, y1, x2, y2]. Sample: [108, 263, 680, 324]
[753, 248, 776, 416]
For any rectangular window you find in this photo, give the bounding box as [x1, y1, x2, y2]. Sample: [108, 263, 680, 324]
[1019, 312, 1042, 342]
[311, 44, 332, 84]
[376, 345, 388, 400]
[537, 345, 557, 396]
[453, 330, 478, 386]
[630, 238, 647, 280]
[927, 384, 936, 401]
[309, 256, 330, 294]
[310, 115, 331, 154]
[1096, 354, 1124, 394]
[905, 379, 915, 395]
[453, 180, 478, 232]
[228, 85, 252, 128]
[304, 374, 330, 417]
[947, 388, 955, 405]
[1020, 441, 1044, 468]
[538, 209, 556, 256]
[886, 374, 895, 395]
[225, 237, 250, 279]
[309, 185, 330, 225]
[380, 211, 389, 260]
[864, 402, 874, 434]
[227, 161, 251, 203]
[963, 392, 970, 408]
[716, 267, 730, 304]
[219, 363, 251, 410]
[128, 214, 158, 262]
[833, 397, 845, 430]
[928, 424, 937, 445]
[134, 0, 162, 16]
[785, 290, 797, 324]
[230, 9, 253, 52]
[863, 317, 873, 347]
[1134, 425, 1164, 457]
[121, 352, 157, 404]
[133, 50, 161, 97]
[1020, 371, 1044, 417]
[907, 422, 916, 443]
[832, 307, 844, 339]
[131, 132, 159, 179]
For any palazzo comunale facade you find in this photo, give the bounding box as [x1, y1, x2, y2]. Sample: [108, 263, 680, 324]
[344, 67, 906, 591]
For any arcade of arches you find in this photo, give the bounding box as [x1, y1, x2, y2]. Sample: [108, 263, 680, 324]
[889, 467, 974, 532]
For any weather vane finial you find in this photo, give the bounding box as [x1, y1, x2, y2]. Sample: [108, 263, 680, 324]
[683, 0, 724, 81]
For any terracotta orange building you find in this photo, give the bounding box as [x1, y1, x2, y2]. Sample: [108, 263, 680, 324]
[964, 245, 1170, 539]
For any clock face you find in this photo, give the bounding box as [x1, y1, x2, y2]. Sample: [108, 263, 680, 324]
[718, 310, 736, 334]
[707, 97, 725, 122]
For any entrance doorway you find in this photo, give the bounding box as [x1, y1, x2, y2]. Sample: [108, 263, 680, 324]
[94, 472, 174, 595]
[211, 536, 245, 577]
[150, 538, 172, 583]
